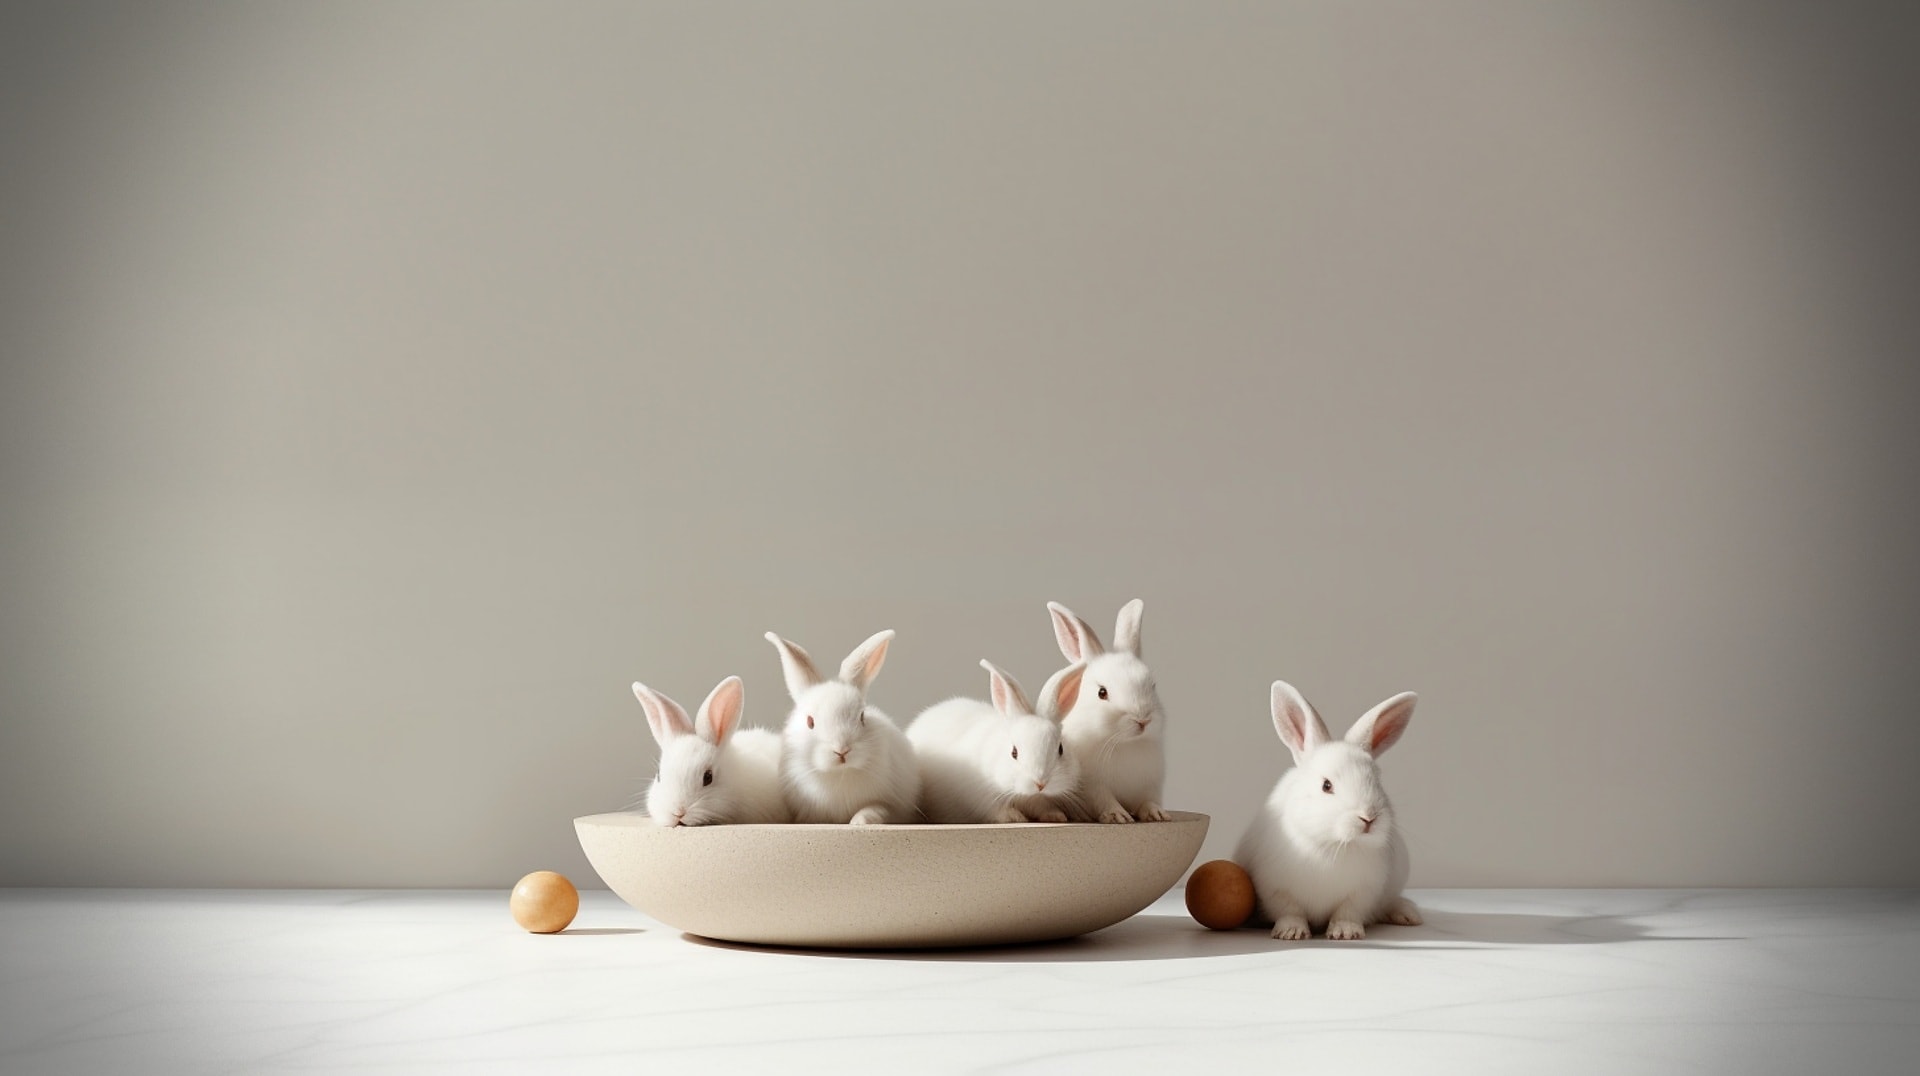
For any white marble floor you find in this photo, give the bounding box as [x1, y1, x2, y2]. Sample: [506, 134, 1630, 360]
[0, 888, 1914, 1074]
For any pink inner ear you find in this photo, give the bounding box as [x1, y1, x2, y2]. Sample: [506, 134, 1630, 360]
[1370, 711, 1409, 754]
[637, 686, 694, 741]
[703, 680, 743, 742]
[844, 633, 892, 687]
[1052, 666, 1084, 716]
[1272, 683, 1320, 756]
[1277, 711, 1306, 754]
[988, 672, 1012, 714]
[1051, 612, 1082, 661]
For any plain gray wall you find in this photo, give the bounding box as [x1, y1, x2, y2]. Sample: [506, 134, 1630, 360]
[3, 1, 1916, 888]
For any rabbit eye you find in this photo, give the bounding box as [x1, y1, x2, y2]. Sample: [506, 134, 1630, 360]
[806, 715, 814, 729]
[1057, 743, 1064, 757]
[1322, 779, 1333, 794]
[1011, 746, 1019, 760]
[1097, 686, 1109, 700]
[702, 769, 714, 787]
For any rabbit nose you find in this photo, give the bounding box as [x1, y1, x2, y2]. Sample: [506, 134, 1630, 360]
[1359, 815, 1376, 832]
[1132, 717, 1150, 732]
[832, 748, 850, 763]
[1035, 780, 1048, 791]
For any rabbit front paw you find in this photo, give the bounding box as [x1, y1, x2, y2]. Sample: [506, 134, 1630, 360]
[1271, 917, 1311, 941]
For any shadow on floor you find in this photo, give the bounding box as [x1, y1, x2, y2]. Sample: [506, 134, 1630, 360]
[1248, 908, 1744, 951]
[681, 906, 1738, 962]
[1404, 908, 1740, 946]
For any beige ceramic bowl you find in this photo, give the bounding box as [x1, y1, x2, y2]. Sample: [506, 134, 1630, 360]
[575, 811, 1209, 949]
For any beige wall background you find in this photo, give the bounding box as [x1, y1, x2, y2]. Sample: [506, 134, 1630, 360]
[3, 1, 1916, 888]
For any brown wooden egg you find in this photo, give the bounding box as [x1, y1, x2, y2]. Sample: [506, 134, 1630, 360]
[510, 870, 579, 933]
[1184, 859, 1256, 930]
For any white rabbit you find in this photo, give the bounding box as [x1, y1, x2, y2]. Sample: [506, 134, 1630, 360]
[1234, 680, 1423, 940]
[632, 675, 791, 827]
[909, 659, 1087, 824]
[1048, 599, 1170, 823]
[766, 629, 921, 825]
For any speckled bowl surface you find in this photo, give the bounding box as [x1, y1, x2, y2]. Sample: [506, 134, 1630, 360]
[574, 812, 1209, 949]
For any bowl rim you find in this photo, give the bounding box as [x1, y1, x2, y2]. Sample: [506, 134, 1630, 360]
[575, 809, 1210, 833]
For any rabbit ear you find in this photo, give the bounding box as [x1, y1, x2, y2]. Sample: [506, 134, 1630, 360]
[1347, 692, 1417, 757]
[839, 629, 894, 691]
[765, 632, 823, 700]
[632, 681, 694, 746]
[1113, 599, 1144, 657]
[1270, 680, 1330, 764]
[1035, 662, 1087, 723]
[979, 659, 1033, 717]
[694, 676, 745, 745]
[1047, 601, 1105, 662]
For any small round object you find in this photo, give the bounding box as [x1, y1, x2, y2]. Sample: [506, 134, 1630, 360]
[510, 870, 579, 933]
[1184, 859, 1256, 930]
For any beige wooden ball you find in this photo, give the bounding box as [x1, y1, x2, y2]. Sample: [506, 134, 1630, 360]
[510, 870, 579, 933]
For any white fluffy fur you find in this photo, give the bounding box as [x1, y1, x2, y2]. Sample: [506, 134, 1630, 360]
[634, 676, 791, 827]
[1234, 681, 1422, 940]
[1048, 599, 1169, 824]
[767, 629, 921, 825]
[908, 659, 1086, 824]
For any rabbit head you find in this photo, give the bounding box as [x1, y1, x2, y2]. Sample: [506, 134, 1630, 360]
[634, 675, 747, 827]
[1048, 599, 1163, 745]
[978, 659, 1086, 797]
[1270, 680, 1417, 847]
[766, 629, 896, 775]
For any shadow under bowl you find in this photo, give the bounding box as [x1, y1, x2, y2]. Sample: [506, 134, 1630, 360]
[575, 811, 1209, 949]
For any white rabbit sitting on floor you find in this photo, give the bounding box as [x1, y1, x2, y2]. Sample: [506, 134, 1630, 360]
[1235, 680, 1423, 940]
